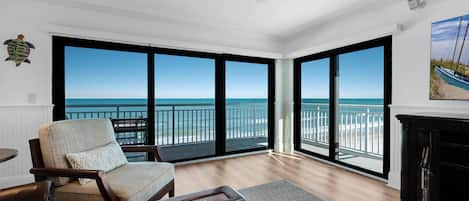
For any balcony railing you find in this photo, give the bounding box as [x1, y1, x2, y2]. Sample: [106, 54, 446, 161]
[66, 103, 268, 146]
[301, 103, 384, 158]
[66, 103, 384, 159]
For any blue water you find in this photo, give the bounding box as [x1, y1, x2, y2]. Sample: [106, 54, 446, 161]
[66, 98, 382, 106]
[65, 98, 382, 113]
[302, 98, 383, 105]
[66, 98, 268, 112]
[66, 98, 270, 105]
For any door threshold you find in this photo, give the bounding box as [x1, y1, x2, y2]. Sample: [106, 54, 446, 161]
[295, 151, 388, 183]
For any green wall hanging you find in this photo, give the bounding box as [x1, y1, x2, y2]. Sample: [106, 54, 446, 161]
[4, 34, 35, 67]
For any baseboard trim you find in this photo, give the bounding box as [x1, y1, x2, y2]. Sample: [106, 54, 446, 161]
[387, 171, 401, 189]
[295, 151, 389, 183]
[0, 175, 34, 189]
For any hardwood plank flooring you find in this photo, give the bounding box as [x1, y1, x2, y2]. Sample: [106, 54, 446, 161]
[174, 152, 399, 201]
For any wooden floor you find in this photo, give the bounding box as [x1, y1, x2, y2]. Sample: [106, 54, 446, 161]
[174, 152, 399, 201]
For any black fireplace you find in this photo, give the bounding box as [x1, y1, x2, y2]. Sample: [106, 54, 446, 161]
[397, 113, 469, 201]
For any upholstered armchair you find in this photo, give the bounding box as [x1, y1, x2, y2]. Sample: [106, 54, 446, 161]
[28, 119, 175, 201]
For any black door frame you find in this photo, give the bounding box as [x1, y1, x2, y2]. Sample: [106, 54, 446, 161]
[52, 36, 275, 163]
[293, 36, 392, 178]
[221, 54, 276, 155]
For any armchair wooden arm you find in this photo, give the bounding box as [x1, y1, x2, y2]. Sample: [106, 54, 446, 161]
[121, 145, 164, 162]
[30, 168, 120, 201]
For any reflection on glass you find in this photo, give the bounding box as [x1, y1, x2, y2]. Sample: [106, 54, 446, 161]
[300, 58, 330, 156]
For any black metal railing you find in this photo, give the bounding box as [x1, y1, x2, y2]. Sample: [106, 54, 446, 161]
[66, 103, 268, 146]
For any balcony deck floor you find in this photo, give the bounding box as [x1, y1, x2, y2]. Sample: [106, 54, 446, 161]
[159, 137, 268, 161]
[128, 137, 382, 172]
[301, 143, 383, 172]
[127, 137, 268, 162]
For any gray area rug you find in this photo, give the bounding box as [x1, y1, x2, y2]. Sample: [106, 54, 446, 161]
[239, 180, 325, 201]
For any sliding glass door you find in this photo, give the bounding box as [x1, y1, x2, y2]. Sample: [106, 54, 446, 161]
[337, 47, 385, 173]
[155, 54, 216, 161]
[225, 61, 269, 152]
[294, 37, 391, 178]
[53, 36, 274, 163]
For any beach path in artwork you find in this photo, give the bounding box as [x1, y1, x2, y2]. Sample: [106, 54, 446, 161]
[435, 75, 469, 99]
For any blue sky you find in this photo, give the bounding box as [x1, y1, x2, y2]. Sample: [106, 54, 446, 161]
[431, 14, 469, 65]
[301, 58, 330, 98]
[65, 47, 267, 98]
[65, 47, 148, 98]
[301, 46, 384, 99]
[226, 61, 267, 98]
[66, 46, 382, 99]
[155, 54, 215, 98]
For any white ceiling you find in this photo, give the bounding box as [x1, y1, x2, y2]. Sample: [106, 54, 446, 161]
[39, 0, 399, 40]
[13, 0, 411, 57]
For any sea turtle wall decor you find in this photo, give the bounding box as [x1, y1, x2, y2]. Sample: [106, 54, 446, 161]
[4, 34, 35, 67]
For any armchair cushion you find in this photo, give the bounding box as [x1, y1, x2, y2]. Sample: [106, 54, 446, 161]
[54, 162, 174, 201]
[39, 119, 117, 185]
[66, 142, 128, 185]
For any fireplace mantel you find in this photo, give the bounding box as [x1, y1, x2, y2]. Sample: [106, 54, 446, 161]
[397, 113, 469, 201]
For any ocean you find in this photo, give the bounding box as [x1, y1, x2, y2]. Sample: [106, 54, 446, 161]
[65, 98, 382, 107]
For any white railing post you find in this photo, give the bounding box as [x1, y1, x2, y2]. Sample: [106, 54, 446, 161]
[252, 103, 256, 137]
[316, 106, 320, 142]
[172, 106, 176, 145]
[364, 108, 370, 154]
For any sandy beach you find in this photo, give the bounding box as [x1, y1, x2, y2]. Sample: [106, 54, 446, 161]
[432, 75, 469, 99]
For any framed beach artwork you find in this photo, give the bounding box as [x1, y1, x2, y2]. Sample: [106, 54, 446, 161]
[430, 14, 469, 100]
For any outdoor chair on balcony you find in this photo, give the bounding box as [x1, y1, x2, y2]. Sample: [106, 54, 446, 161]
[111, 118, 148, 145]
[28, 119, 175, 201]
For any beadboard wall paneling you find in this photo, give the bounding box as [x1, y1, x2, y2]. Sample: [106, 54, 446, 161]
[0, 105, 53, 188]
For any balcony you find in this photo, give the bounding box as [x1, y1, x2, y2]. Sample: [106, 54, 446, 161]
[66, 102, 268, 161]
[301, 103, 384, 172]
[66, 103, 383, 168]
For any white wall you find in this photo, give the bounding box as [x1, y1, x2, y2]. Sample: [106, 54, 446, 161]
[389, 0, 469, 188]
[284, 0, 469, 189]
